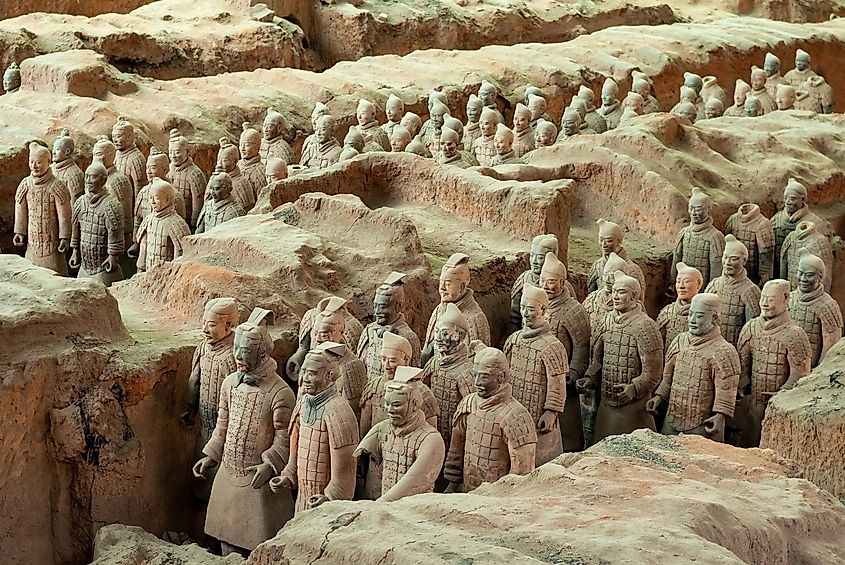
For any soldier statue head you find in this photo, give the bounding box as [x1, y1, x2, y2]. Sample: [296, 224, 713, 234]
[84, 161, 108, 198]
[760, 279, 790, 319]
[265, 156, 287, 183]
[688, 293, 720, 337]
[478, 79, 498, 108]
[28, 142, 51, 178]
[300, 342, 344, 396]
[539, 252, 567, 300]
[400, 112, 422, 137]
[149, 178, 176, 213]
[310, 102, 329, 130]
[233, 308, 274, 375]
[520, 284, 549, 330]
[314, 297, 347, 345]
[523, 85, 543, 107]
[535, 119, 557, 147]
[479, 107, 499, 138]
[53, 129, 75, 163]
[381, 330, 412, 380]
[374, 271, 407, 326]
[92, 136, 117, 168]
[168, 129, 190, 167]
[428, 90, 448, 113]
[764, 52, 781, 77]
[147, 147, 169, 180]
[356, 99, 377, 128]
[577, 84, 596, 106]
[430, 100, 450, 130]
[561, 107, 581, 137]
[3, 62, 21, 93]
[240, 123, 261, 160]
[439, 253, 471, 303]
[494, 124, 514, 156]
[391, 125, 412, 153]
[733, 79, 751, 108]
[440, 127, 459, 159]
[796, 247, 826, 293]
[111, 117, 137, 151]
[611, 270, 641, 313]
[783, 178, 807, 215]
[343, 127, 365, 153]
[384, 366, 424, 426]
[473, 347, 510, 398]
[513, 103, 531, 132]
[674, 262, 703, 302]
[202, 297, 239, 344]
[704, 98, 724, 119]
[750, 67, 767, 92]
[434, 303, 469, 356]
[207, 167, 233, 203]
[602, 252, 628, 293]
[385, 93, 404, 123]
[527, 94, 547, 122]
[722, 235, 748, 278]
[744, 94, 761, 117]
[775, 85, 796, 111]
[601, 78, 619, 106]
[683, 72, 703, 95]
[405, 137, 426, 156]
[462, 94, 481, 125]
[596, 218, 623, 258]
[263, 108, 286, 141]
[632, 78, 650, 100]
[443, 117, 463, 140]
[688, 188, 712, 225]
[795, 49, 811, 71]
[315, 115, 336, 144]
[623, 92, 645, 115]
[529, 234, 559, 276]
[216, 138, 239, 172]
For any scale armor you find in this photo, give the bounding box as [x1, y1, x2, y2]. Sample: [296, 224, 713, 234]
[115, 146, 147, 198]
[674, 223, 725, 286]
[14, 173, 72, 273]
[724, 208, 775, 284]
[704, 275, 762, 347]
[789, 290, 844, 368]
[170, 158, 207, 227]
[423, 352, 474, 446]
[356, 317, 421, 380]
[71, 193, 124, 275]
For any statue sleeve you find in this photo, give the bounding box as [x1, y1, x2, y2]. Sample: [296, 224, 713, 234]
[54, 181, 72, 240]
[502, 404, 538, 450]
[586, 331, 605, 388]
[379, 432, 444, 503]
[710, 232, 725, 284]
[632, 323, 663, 399]
[324, 442, 356, 503]
[737, 322, 753, 392]
[541, 342, 568, 413]
[671, 229, 685, 280]
[423, 306, 439, 348]
[14, 180, 29, 235]
[202, 379, 231, 462]
[184, 342, 202, 412]
[784, 328, 812, 389]
[757, 224, 775, 282]
[444, 395, 471, 484]
[281, 414, 300, 484]
[820, 304, 844, 363]
[261, 385, 296, 474]
[70, 198, 82, 249]
[656, 334, 680, 400]
[510, 275, 523, 333]
[106, 199, 125, 256]
[712, 344, 741, 418]
[355, 327, 370, 360]
[356, 422, 383, 463]
[586, 260, 600, 294]
[779, 235, 793, 280]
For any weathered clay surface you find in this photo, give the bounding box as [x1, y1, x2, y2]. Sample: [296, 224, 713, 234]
[20, 50, 138, 97]
[762, 337, 845, 499]
[248, 430, 845, 564]
[91, 525, 244, 564]
[0, 0, 155, 20]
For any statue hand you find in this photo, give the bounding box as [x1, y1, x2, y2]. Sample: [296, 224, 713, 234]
[127, 243, 139, 259]
[308, 494, 330, 509]
[192, 456, 217, 478]
[247, 462, 275, 489]
[12, 234, 24, 247]
[179, 409, 195, 426]
[102, 255, 119, 273]
[566, 369, 579, 387]
[613, 383, 636, 404]
[269, 475, 293, 493]
[537, 410, 558, 433]
[645, 395, 662, 414]
[69, 249, 80, 269]
[703, 413, 725, 437]
[575, 377, 595, 393]
[57, 238, 69, 253]
[353, 445, 369, 459]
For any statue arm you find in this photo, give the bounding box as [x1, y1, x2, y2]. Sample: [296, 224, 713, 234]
[261, 389, 295, 474]
[508, 443, 536, 476]
[757, 230, 775, 284]
[378, 433, 444, 502]
[585, 332, 605, 388]
[354, 424, 382, 464]
[190, 175, 205, 229]
[784, 331, 813, 390]
[670, 232, 684, 281]
[280, 417, 299, 484]
[710, 236, 725, 283]
[820, 314, 844, 363]
[359, 398, 373, 439]
[542, 347, 568, 413]
[324, 444, 356, 502]
[444, 412, 467, 484]
[633, 331, 664, 399]
[184, 344, 202, 416]
[737, 324, 753, 394]
[70, 200, 81, 250]
[569, 323, 591, 378]
[712, 352, 740, 418]
[201, 381, 230, 462]
[14, 189, 28, 236]
[55, 183, 72, 241]
[655, 335, 679, 400]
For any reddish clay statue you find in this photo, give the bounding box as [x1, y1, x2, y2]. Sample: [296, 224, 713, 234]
[657, 262, 703, 349]
[503, 284, 567, 465]
[535, 119, 557, 148]
[528, 93, 551, 133]
[784, 49, 817, 87]
[420, 90, 448, 143]
[168, 129, 207, 230]
[52, 129, 84, 205]
[301, 115, 342, 169]
[472, 107, 500, 167]
[134, 148, 186, 235]
[216, 137, 254, 213]
[750, 67, 776, 114]
[672, 188, 725, 287]
[599, 78, 622, 130]
[770, 178, 828, 275]
[788, 248, 843, 368]
[112, 117, 147, 198]
[587, 219, 645, 294]
[737, 280, 811, 447]
[648, 293, 740, 442]
[14, 142, 72, 275]
[724, 203, 775, 286]
[764, 52, 785, 97]
[193, 308, 296, 553]
[299, 102, 330, 166]
[724, 79, 751, 117]
[438, 127, 473, 168]
[577, 85, 609, 132]
[704, 235, 762, 348]
[196, 168, 246, 234]
[354, 366, 445, 501]
[239, 123, 265, 202]
[463, 94, 484, 151]
[69, 162, 125, 286]
[129, 178, 190, 272]
[704, 98, 725, 119]
[490, 124, 522, 165]
[512, 234, 561, 332]
[583, 251, 628, 334]
[445, 347, 537, 492]
[803, 75, 834, 114]
[423, 99, 450, 157]
[631, 73, 660, 114]
[270, 342, 357, 513]
[390, 125, 413, 153]
[578, 271, 663, 445]
[780, 221, 833, 291]
[261, 108, 295, 165]
[356, 99, 390, 151]
[382, 94, 405, 139]
[512, 103, 535, 158]
[775, 84, 796, 111]
[93, 136, 133, 245]
[556, 108, 581, 142]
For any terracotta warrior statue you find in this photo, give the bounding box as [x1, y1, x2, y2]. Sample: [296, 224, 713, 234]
[569, 97, 596, 134]
[463, 94, 484, 151]
[528, 93, 551, 132]
[784, 49, 817, 87]
[773, 84, 795, 111]
[354, 366, 445, 501]
[445, 347, 537, 492]
[52, 129, 84, 205]
[672, 100, 698, 123]
[701, 76, 729, 109]
[339, 127, 363, 162]
[92, 136, 133, 246]
[803, 75, 833, 114]
[14, 142, 72, 275]
[69, 162, 125, 286]
[478, 79, 504, 122]
[583, 251, 629, 334]
[770, 178, 827, 275]
[724, 79, 751, 117]
[390, 125, 413, 153]
[620, 92, 645, 125]
[764, 52, 785, 97]
[301, 114, 342, 169]
[683, 72, 706, 118]
[256, 156, 288, 205]
[216, 137, 254, 213]
[512, 234, 559, 332]
[750, 67, 776, 114]
[535, 119, 558, 148]
[422, 302, 476, 448]
[539, 252, 590, 451]
[648, 292, 740, 443]
[299, 102, 330, 166]
[789, 248, 843, 368]
[195, 168, 245, 234]
[270, 342, 357, 513]
[672, 188, 725, 287]
[490, 124, 522, 165]
[444, 116, 476, 165]
[587, 218, 645, 293]
[794, 89, 819, 113]
[356, 272, 422, 380]
[577, 271, 663, 445]
[737, 280, 811, 447]
[657, 262, 703, 349]
[577, 85, 609, 131]
[423, 253, 490, 363]
[238, 123, 265, 201]
[183, 297, 239, 500]
[261, 108, 295, 164]
[112, 117, 147, 198]
[631, 74, 660, 115]
[3, 62, 20, 93]
[511, 103, 535, 158]
[438, 127, 473, 168]
[473, 107, 500, 167]
[503, 284, 567, 464]
[356, 99, 390, 151]
[382, 94, 405, 139]
[704, 235, 762, 348]
[556, 107, 581, 142]
[420, 90, 449, 141]
[129, 178, 190, 272]
[193, 308, 296, 554]
[168, 129, 206, 230]
[405, 136, 427, 157]
[724, 203, 775, 286]
[744, 95, 762, 118]
[598, 77, 623, 130]
[703, 98, 724, 119]
[134, 148, 186, 237]
[422, 99, 450, 157]
[780, 220, 833, 291]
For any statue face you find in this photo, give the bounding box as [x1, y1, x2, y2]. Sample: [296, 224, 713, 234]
[760, 285, 788, 318]
[684, 77, 701, 93]
[529, 249, 547, 275]
[494, 131, 513, 155]
[438, 272, 466, 303]
[635, 84, 649, 98]
[688, 203, 709, 224]
[147, 158, 168, 180]
[539, 273, 563, 300]
[479, 86, 496, 106]
[675, 273, 701, 300]
[52, 139, 72, 162]
[202, 314, 231, 343]
[380, 350, 407, 380]
[600, 234, 621, 256]
[750, 73, 766, 90]
[795, 55, 809, 71]
[562, 117, 579, 136]
[744, 100, 759, 117]
[315, 319, 343, 345]
[776, 90, 795, 110]
[797, 266, 822, 293]
[537, 127, 555, 146]
[520, 300, 546, 329]
[704, 105, 721, 119]
[169, 143, 187, 166]
[783, 193, 804, 215]
[84, 168, 107, 196]
[29, 151, 50, 177]
[315, 120, 333, 143]
[356, 106, 375, 126]
[441, 138, 457, 157]
[3, 73, 18, 92]
[432, 112, 445, 129]
[734, 89, 748, 107]
[299, 357, 332, 395]
[687, 303, 715, 336]
[208, 177, 231, 201]
[384, 388, 412, 426]
[400, 114, 419, 136]
[513, 114, 529, 131]
[217, 149, 237, 172]
[473, 361, 501, 398]
[479, 115, 497, 137]
[92, 145, 115, 168]
[434, 322, 464, 355]
[528, 100, 544, 120]
[722, 251, 746, 277]
[764, 60, 779, 77]
[233, 334, 263, 373]
[373, 292, 395, 325]
[679, 107, 697, 122]
[112, 127, 132, 151]
[391, 133, 410, 152]
[150, 186, 172, 213]
[625, 97, 644, 114]
[466, 103, 482, 123]
[240, 135, 260, 159]
[612, 284, 637, 312]
[263, 115, 282, 140]
[386, 103, 403, 123]
[601, 91, 615, 106]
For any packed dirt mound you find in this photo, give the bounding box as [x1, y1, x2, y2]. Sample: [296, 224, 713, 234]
[91, 525, 244, 565]
[248, 429, 845, 564]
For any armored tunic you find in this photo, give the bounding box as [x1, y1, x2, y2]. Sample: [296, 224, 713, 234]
[239, 155, 266, 205]
[784, 67, 817, 87]
[750, 87, 776, 114]
[723, 104, 745, 117]
[657, 328, 740, 438]
[14, 171, 72, 275]
[358, 121, 390, 151]
[789, 287, 843, 368]
[704, 273, 762, 347]
[490, 151, 524, 166]
[71, 192, 125, 281]
[381, 120, 399, 138]
[226, 166, 255, 214]
[780, 223, 833, 291]
[586, 247, 645, 294]
[300, 306, 364, 355]
[423, 127, 442, 157]
[737, 313, 811, 447]
[333, 345, 368, 420]
[196, 197, 245, 234]
[656, 300, 691, 354]
[425, 289, 490, 348]
[462, 122, 481, 154]
[447, 385, 537, 492]
[770, 205, 828, 274]
[642, 95, 661, 115]
[598, 102, 623, 130]
[438, 152, 474, 169]
[512, 128, 535, 158]
[422, 346, 474, 447]
[803, 76, 833, 114]
[203, 358, 295, 549]
[583, 288, 613, 340]
[510, 269, 578, 333]
[673, 219, 725, 286]
[301, 139, 342, 169]
[588, 305, 663, 444]
[285, 389, 358, 513]
[724, 205, 775, 285]
[115, 146, 147, 198]
[356, 314, 421, 380]
[584, 105, 608, 132]
[472, 135, 496, 167]
[260, 135, 295, 165]
[765, 73, 786, 98]
[503, 324, 567, 465]
[134, 182, 186, 238]
[136, 204, 191, 271]
[169, 157, 207, 228]
[52, 158, 85, 204]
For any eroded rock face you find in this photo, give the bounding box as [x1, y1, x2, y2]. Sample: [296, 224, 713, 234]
[91, 524, 244, 564]
[248, 430, 845, 564]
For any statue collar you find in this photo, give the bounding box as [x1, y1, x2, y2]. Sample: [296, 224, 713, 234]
[392, 408, 426, 437]
[302, 386, 336, 425]
[479, 383, 512, 410]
